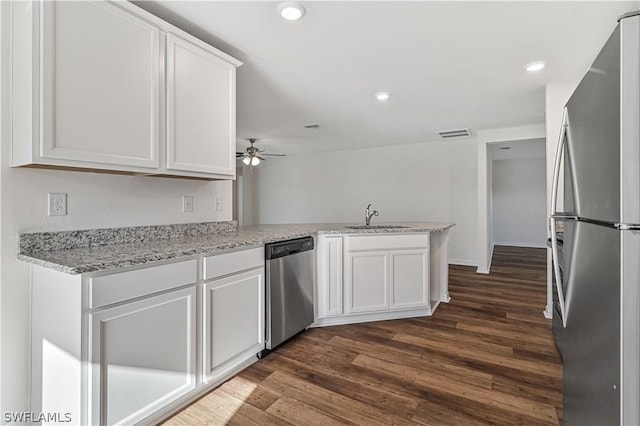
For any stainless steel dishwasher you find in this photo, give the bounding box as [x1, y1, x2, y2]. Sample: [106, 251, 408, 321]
[262, 236, 314, 356]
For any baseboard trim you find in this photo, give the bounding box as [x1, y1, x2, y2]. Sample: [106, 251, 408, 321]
[448, 258, 477, 267]
[493, 241, 548, 249]
[476, 243, 494, 274]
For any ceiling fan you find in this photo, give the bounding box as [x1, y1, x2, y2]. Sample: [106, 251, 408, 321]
[236, 138, 286, 167]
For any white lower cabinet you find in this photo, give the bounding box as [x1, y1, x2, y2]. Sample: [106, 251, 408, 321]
[315, 233, 431, 326]
[316, 235, 344, 318]
[390, 249, 429, 309]
[203, 267, 264, 383]
[31, 248, 266, 426]
[89, 287, 196, 425]
[347, 251, 389, 313]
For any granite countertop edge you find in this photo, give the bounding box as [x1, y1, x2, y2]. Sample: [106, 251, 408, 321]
[18, 222, 455, 275]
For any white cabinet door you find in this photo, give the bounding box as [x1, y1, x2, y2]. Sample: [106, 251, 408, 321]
[317, 236, 344, 318]
[166, 34, 236, 176]
[203, 268, 264, 382]
[347, 251, 389, 313]
[42, 1, 160, 169]
[89, 287, 196, 426]
[390, 249, 429, 309]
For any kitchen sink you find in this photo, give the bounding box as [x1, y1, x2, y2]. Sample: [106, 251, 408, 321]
[344, 225, 410, 229]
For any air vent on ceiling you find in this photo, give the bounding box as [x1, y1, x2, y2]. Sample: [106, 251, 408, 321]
[436, 128, 471, 139]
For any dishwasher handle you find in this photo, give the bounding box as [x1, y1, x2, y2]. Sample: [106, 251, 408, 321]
[265, 236, 315, 260]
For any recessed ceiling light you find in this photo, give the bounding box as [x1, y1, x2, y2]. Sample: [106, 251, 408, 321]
[525, 61, 546, 72]
[277, 2, 305, 21]
[375, 92, 390, 101]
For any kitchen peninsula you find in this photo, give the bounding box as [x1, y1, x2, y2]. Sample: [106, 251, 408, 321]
[19, 221, 454, 425]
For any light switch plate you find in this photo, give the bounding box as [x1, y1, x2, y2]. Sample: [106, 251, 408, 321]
[183, 196, 194, 213]
[48, 193, 67, 216]
[215, 197, 222, 212]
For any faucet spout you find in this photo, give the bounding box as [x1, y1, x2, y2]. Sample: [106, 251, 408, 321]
[365, 203, 379, 226]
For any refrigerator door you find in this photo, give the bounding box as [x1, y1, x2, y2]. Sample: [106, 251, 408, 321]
[621, 229, 640, 425]
[620, 14, 640, 226]
[564, 26, 620, 223]
[562, 221, 620, 426]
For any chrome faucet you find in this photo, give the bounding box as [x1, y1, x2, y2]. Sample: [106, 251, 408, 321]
[365, 203, 379, 226]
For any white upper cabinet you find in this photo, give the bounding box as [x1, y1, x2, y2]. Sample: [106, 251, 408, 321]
[10, 0, 241, 179]
[166, 34, 236, 176]
[42, 1, 160, 169]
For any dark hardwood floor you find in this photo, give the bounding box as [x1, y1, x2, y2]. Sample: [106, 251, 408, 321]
[163, 245, 562, 425]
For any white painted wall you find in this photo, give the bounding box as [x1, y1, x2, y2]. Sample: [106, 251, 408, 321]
[492, 158, 547, 247]
[0, 4, 233, 415]
[252, 138, 478, 266]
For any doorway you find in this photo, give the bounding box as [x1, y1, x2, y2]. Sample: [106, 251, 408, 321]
[490, 139, 547, 248]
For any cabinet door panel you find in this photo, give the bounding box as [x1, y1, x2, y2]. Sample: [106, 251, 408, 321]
[390, 250, 429, 309]
[204, 268, 264, 381]
[43, 1, 160, 168]
[348, 251, 388, 313]
[89, 287, 196, 425]
[317, 236, 344, 318]
[167, 34, 235, 176]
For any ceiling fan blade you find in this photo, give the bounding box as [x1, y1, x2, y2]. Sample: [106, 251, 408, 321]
[257, 155, 266, 161]
[262, 153, 287, 157]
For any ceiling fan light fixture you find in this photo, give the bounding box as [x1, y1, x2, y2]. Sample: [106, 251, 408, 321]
[242, 157, 251, 165]
[251, 157, 261, 166]
[277, 2, 305, 21]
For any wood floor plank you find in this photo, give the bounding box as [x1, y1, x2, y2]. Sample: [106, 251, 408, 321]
[261, 348, 421, 417]
[325, 335, 495, 389]
[392, 332, 561, 378]
[161, 246, 562, 426]
[261, 370, 417, 426]
[217, 375, 282, 411]
[412, 399, 494, 426]
[266, 396, 353, 426]
[351, 354, 559, 424]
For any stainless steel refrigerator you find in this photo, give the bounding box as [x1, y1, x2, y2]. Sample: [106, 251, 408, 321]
[550, 11, 640, 426]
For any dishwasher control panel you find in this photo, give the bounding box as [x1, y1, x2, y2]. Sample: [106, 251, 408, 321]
[265, 236, 314, 259]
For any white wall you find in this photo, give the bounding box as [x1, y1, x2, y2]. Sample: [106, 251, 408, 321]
[252, 138, 478, 266]
[0, 3, 233, 415]
[492, 158, 547, 247]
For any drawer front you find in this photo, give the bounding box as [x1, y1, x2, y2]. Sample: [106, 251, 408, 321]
[348, 234, 429, 251]
[89, 259, 197, 309]
[204, 247, 265, 280]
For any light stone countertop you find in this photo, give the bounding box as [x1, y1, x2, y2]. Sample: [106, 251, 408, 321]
[17, 221, 455, 275]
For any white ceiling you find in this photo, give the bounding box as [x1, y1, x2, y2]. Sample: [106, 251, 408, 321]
[134, 1, 637, 156]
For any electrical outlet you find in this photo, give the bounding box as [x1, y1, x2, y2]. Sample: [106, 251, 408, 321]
[215, 197, 223, 212]
[183, 196, 194, 213]
[48, 193, 67, 216]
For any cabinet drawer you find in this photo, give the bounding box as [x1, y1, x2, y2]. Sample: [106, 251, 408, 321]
[89, 259, 197, 309]
[204, 247, 264, 280]
[348, 234, 429, 251]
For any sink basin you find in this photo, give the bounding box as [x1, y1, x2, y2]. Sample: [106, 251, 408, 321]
[344, 225, 410, 230]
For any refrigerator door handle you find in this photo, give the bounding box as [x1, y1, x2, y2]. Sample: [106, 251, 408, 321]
[550, 107, 568, 217]
[616, 223, 640, 230]
[550, 107, 568, 327]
